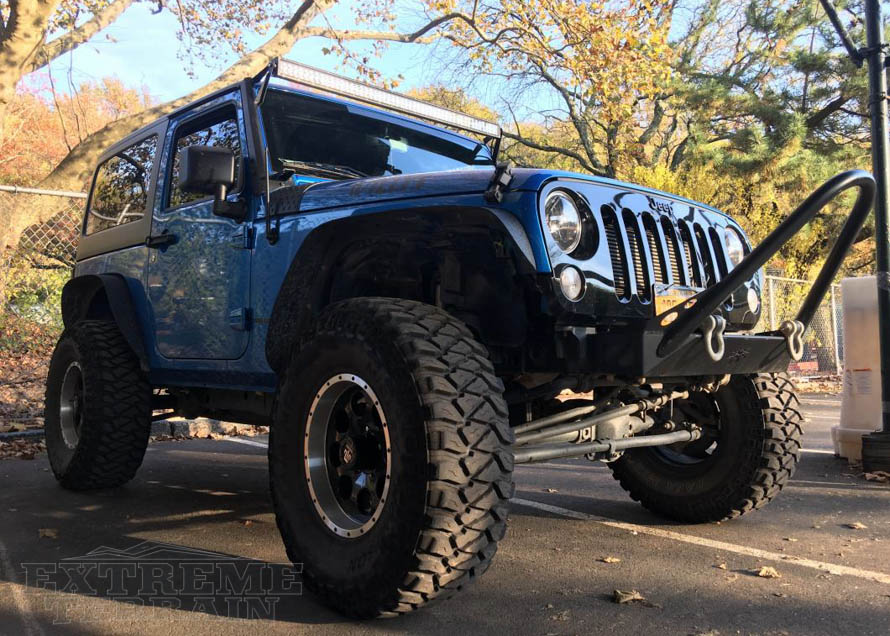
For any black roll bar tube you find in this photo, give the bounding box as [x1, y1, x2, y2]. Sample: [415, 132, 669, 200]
[658, 169, 877, 358]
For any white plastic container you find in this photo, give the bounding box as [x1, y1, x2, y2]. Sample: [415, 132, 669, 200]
[835, 276, 882, 459]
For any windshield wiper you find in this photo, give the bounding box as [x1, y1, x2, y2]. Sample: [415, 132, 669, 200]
[278, 159, 368, 180]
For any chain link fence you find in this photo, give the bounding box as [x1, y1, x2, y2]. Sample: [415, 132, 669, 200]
[2, 189, 846, 378]
[5, 185, 85, 267]
[758, 275, 844, 378]
[1, 187, 84, 326]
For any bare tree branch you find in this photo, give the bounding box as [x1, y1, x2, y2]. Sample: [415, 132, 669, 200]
[302, 12, 463, 44]
[502, 130, 598, 175]
[31, 0, 136, 72]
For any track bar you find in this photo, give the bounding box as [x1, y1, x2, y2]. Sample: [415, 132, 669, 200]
[513, 429, 700, 464]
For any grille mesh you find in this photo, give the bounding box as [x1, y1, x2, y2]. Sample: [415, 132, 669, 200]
[661, 218, 683, 284]
[694, 224, 716, 286]
[602, 207, 628, 299]
[678, 224, 700, 286]
[644, 218, 666, 285]
[624, 211, 650, 301]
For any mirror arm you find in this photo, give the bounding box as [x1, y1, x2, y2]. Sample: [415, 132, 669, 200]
[212, 188, 247, 220]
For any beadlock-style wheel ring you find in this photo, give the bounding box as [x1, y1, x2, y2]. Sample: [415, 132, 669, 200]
[59, 361, 84, 450]
[304, 374, 392, 538]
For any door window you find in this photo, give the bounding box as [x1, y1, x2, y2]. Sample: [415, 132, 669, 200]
[168, 114, 242, 208]
[86, 135, 158, 234]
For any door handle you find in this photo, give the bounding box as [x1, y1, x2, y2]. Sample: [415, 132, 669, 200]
[145, 230, 177, 249]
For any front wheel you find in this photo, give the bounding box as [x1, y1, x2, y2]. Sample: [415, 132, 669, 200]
[609, 373, 803, 523]
[270, 298, 514, 618]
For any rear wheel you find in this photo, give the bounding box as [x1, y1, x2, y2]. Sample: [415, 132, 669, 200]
[44, 320, 152, 490]
[609, 373, 802, 522]
[270, 298, 514, 618]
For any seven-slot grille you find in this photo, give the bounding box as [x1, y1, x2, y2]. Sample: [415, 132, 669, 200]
[599, 205, 729, 302]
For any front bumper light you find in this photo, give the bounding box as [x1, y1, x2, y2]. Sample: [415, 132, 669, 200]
[545, 191, 582, 253]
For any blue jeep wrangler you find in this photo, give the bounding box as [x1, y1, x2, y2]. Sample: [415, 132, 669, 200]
[44, 58, 876, 617]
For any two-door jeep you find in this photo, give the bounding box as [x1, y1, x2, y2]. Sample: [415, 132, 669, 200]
[45, 58, 876, 617]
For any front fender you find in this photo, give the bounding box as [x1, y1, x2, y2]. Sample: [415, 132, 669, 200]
[61, 273, 149, 371]
[264, 204, 539, 374]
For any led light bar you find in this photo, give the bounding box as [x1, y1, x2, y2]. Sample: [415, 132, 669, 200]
[275, 58, 501, 139]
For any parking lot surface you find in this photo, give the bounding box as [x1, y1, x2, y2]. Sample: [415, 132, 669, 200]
[1, 394, 888, 635]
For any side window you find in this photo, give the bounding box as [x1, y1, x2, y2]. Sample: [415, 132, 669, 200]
[86, 135, 157, 235]
[168, 114, 241, 208]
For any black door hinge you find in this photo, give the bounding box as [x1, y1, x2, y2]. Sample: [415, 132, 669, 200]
[229, 307, 251, 331]
[230, 227, 254, 249]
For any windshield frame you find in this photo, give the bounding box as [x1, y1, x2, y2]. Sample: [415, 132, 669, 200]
[257, 85, 496, 182]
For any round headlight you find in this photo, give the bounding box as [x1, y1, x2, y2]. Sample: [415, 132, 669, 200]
[724, 228, 745, 268]
[545, 191, 582, 253]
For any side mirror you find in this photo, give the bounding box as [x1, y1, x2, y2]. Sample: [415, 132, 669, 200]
[179, 145, 246, 221]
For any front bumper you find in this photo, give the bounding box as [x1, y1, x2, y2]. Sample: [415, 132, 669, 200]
[559, 327, 791, 377]
[552, 169, 877, 380]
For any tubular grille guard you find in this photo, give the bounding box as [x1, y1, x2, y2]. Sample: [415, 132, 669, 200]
[657, 169, 877, 358]
[598, 206, 728, 299]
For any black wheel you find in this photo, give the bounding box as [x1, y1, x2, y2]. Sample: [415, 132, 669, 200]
[270, 298, 514, 618]
[44, 320, 151, 490]
[609, 373, 802, 523]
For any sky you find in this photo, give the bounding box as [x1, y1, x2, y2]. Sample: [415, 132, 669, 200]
[39, 2, 455, 105]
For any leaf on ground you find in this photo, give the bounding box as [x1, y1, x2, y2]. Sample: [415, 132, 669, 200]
[545, 488, 558, 493]
[613, 589, 645, 604]
[599, 556, 621, 563]
[844, 522, 868, 530]
[549, 609, 570, 621]
[863, 472, 890, 483]
[715, 563, 727, 570]
[756, 566, 781, 579]
[38, 528, 58, 539]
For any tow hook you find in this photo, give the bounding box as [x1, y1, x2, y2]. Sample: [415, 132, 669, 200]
[779, 319, 806, 361]
[701, 315, 727, 362]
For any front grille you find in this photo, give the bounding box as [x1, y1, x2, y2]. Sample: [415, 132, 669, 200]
[596, 206, 726, 301]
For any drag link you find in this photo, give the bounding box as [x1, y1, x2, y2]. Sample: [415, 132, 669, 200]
[513, 390, 688, 447]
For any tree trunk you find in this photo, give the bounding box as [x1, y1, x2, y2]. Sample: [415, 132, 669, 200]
[0, 0, 336, 306]
[0, 0, 59, 132]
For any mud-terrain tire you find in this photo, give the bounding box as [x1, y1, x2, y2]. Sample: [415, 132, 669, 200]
[270, 298, 514, 618]
[44, 320, 152, 490]
[609, 373, 802, 523]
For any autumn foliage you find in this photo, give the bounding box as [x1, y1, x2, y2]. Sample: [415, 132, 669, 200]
[0, 76, 151, 188]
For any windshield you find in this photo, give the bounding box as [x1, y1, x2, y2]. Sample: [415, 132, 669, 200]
[260, 89, 495, 180]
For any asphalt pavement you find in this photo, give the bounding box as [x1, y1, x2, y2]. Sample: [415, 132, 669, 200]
[1, 394, 888, 635]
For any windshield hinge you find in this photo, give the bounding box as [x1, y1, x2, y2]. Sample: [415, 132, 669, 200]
[484, 161, 514, 204]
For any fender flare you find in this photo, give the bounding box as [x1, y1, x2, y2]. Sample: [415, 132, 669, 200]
[61, 273, 149, 371]
[265, 206, 538, 374]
